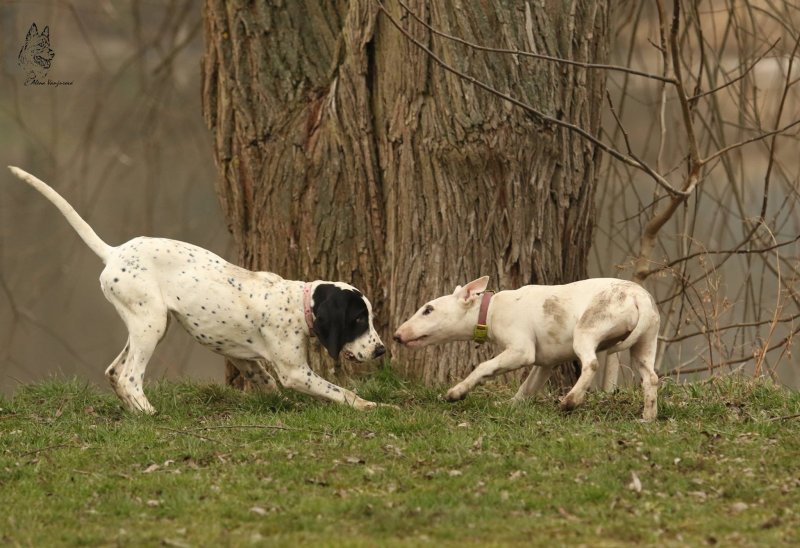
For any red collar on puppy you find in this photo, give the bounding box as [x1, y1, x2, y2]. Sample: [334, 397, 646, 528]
[473, 291, 494, 344]
[303, 282, 315, 336]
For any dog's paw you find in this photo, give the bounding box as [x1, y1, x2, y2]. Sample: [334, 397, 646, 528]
[353, 399, 378, 411]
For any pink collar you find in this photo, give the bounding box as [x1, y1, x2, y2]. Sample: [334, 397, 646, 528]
[473, 291, 494, 344]
[303, 282, 315, 335]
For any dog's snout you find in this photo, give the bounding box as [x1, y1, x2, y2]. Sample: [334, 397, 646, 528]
[373, 344, 386, 358]
[393, 333, 403, 344]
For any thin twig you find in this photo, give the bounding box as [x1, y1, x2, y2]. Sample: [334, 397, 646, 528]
[17, 443, 75, 458]
[156, 426, 228, 446]
[689, 39, 780, 101]
[768, 412, 800, 422]
[185, 424, 327, 435]
[700, 118, 800, 166]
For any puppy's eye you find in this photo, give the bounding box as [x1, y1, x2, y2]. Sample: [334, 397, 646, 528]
[422, 305, 434, 316]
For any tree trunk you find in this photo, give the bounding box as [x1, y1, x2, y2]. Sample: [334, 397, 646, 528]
[202, 0, 609, 388]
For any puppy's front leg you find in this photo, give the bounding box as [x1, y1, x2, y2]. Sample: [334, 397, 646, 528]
[445, 346, 535, 402]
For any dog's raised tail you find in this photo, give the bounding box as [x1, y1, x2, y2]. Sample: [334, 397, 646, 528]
[8, 166, 112, 262]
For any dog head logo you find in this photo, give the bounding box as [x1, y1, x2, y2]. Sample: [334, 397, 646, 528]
[18, 23, 55, 81]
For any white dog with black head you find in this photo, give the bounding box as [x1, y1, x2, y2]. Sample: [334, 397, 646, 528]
[394, 276, 660, 420]
[9, 167, 387, 414]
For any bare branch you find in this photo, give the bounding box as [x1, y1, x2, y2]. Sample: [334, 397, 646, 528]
[374, 0, 686, 197]
[395, 0, 676, 84]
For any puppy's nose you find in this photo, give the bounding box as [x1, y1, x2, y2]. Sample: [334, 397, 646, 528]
[393, 333, 403, 344]
[373, 344, 386, 358]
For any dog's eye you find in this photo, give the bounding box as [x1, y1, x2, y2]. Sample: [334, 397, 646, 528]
[422, 305, 434, 316]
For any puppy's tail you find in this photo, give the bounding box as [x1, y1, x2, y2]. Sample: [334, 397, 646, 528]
[608, 287, 660, 353]
[8, 166, 113, 262]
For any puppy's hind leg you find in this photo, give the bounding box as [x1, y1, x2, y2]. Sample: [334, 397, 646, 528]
[228, 358, 280, 393]
[512, 366, 555, 402]
[630, 328, 659, 421]
[560, 339, 600, 412]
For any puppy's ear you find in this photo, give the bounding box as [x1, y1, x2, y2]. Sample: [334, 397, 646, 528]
[26, 23, 39, 40]
[454, 276, 490, 303]
[312, 289, 345, 359]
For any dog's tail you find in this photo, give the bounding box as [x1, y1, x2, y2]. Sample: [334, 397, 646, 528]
[8, 166, 113, 262]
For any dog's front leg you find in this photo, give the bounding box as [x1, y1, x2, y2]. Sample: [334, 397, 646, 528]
[272, 360, 378, 410]
[445, 346, 535, 402]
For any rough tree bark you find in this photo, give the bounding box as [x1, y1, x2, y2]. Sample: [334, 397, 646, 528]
[202, 0, 609, 388]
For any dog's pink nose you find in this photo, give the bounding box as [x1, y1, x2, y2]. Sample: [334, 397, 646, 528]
[393, 332, 403, 344]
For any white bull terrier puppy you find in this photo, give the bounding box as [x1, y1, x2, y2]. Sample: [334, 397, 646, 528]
[394, 276, 660, 421]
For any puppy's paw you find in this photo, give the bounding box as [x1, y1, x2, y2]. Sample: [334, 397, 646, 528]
[444, 386, 467, 402]
[559, 394, 579, 412]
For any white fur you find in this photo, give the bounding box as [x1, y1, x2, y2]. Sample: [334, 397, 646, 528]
[395, 276, 660, 421]
[9, 166, 384, 413]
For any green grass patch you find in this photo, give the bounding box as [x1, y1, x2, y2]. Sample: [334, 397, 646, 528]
[1, 373, 799, 545]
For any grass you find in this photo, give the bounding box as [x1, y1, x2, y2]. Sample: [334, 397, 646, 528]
[1, 368, 799, 546]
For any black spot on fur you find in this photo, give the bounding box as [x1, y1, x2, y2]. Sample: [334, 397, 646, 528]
[311, 284, 370, 359]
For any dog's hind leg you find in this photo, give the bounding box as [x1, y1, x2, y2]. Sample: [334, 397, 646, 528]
[105, 340, 130, 400]
[104, 299, 167, 414]
[228, 358, 279, 393]
[512, 365, 555, 402]
[115, 317, 166, 414]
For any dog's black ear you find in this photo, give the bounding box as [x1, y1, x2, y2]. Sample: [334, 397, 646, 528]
[311, 283, 369, 359]
[41, 26, 49, 38]
[26, 23, 39, 40]
[313, 298, 344, 359]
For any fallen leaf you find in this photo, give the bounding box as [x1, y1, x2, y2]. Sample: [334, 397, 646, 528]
[509, 470, 527, 481]
[345, 456, 365, 465]
[383, 444, 404, 457]
[146, 499, 162, 507]
[142, 464, 160, 474]
[162, 539, 190, 548]
[448, 469, 463, 477]
[730, 502, 748, 514]
[627, 471, 642, 493]
[250, 506, 268, 516]
[557, 506, 580, 521]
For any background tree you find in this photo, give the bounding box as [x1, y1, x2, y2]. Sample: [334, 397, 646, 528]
[202, 0, 610, 387]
